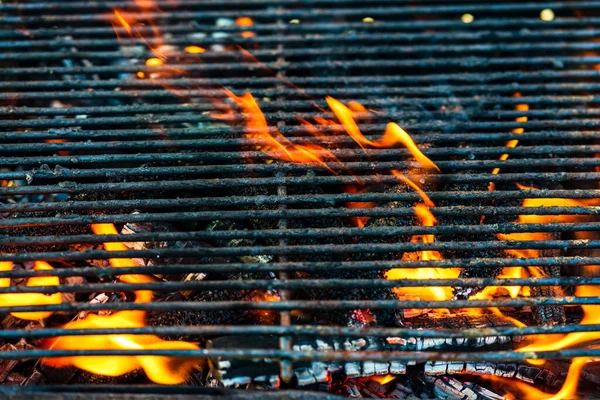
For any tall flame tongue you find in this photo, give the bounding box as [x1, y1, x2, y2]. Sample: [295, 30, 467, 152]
[41, 223, 199, 385]
[0, 260, 62, 320]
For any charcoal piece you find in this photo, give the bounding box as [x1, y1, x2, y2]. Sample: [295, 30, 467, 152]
[530, 262, 567, 326]
[425, 360, 566, 387]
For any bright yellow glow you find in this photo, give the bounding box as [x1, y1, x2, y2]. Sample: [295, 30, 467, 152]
[184, 46, 205, 54]
[362, 17, 374, 23]
[145, 58, 163, 67]
[136, 71, 145, 79]
[540, 9, 555, 21]
[461, 13, 474, 24]
[289, 19, 300, 24]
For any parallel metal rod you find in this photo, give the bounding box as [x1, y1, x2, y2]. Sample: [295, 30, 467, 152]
[6, 42, 600, 59]
[2, 159, 600, 182]
[5, 28, 600, 48]
[0, 323, 597, 339]
[2, 239, 600, 262]
[4, 99, 600, 117]
[0, 297, 596, 312]
[2, 174, 600, 196]
[0, 128, 597, 143]
[0, 257, 596, 278]
[1, 222, 600, 246]
[1, 18, 600, 39]
[0, 70, 598, 90]
[0, 0, 584, 12]
[1, 277, 600, 295]
[2, 2, 599, 23]
[0, 189, 597, 213]
[3, 57, 600, 76]
[0, 348, 597, 364]
[2, 114, 600, 130]
[3, 146, 600, 166]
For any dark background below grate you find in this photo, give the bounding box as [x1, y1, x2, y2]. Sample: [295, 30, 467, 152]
[1, 0, 600, 396]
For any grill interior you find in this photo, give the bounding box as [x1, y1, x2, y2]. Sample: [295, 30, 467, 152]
[1, 0, 600, 398]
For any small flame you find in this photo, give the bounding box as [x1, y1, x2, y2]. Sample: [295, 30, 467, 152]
[489, 94, 529, 191]
[345, 185, 376, 228]
[184, 46, 205, 54]
[0, 260, 62, 321]
[369, 374, 395, 385]
[386, 205, 460, 315]
[223, 91, 341, 173]
[326, 97, 439, 172]
[483, 355, 595, 400]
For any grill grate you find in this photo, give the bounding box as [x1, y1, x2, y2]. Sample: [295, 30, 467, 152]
[1, 0, 600, 396]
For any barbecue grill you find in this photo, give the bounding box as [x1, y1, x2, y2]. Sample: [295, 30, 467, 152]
[1, 0, 600, 398]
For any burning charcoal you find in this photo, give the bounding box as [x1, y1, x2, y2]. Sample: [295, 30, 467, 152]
[424, 375, 508, 400]
[343, 382, 363, 398]
[529, 265, 567, 326]
[424, 360, 568, 388]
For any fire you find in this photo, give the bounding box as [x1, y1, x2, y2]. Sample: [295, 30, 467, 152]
[0, 260, 62, 320]
[326, 97, 440, 172]
[345, 185, 376, 228]
[225, 91, 341, 173]
[386, 205, 460, 315]
[112, 9, 167, 60]
[41, 223, 200, 384]
[483, 356, 595, 400]
[488, 93, 529, 191]
[41, 311, 199, 385]
[184, 46, 205, 54]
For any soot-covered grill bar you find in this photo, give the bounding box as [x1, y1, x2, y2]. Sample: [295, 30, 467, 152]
[2, 0, 600, 398]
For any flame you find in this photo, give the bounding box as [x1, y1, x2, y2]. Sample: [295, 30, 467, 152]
[184, 46, 205, 54]
[386, 205, 460, 315]
[369, 374, 395, 385]
[345, 185, 376, 228]
[489, 94, 529, 191]
[41, 311, 199, 385]
[483, 356, 595, 400]
[326, 97, 439, 172]
[112, 9, 167, 60]
[41, 223, 199, 384]
[224, 91, 341, 173]
[0, 261, 62, 320]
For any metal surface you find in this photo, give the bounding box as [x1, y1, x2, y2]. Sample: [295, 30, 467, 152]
[1, 0, 600, 394]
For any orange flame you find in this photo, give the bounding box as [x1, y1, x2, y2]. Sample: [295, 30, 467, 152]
[489, 93, 529, 191]
[0, 261, 62, 320]
[345, 185, 376, 228]
[483, 355, 595, 400]
[386, 205, 460, 315]
[224, 91, 341, 173]
[41, 311, 199, 385]
[326, 97, 440, 172]
[41, 223, 199, 384]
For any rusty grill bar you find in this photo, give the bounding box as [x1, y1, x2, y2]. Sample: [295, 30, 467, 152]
[1, 0, 600, 396]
